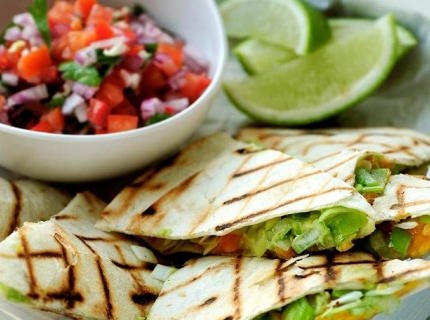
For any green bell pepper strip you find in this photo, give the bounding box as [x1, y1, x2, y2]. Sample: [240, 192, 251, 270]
[389, 227, 412, 257]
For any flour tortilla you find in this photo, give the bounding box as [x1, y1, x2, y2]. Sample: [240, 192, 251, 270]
[96, 132, 381, 251]
[0, 192, 162, 320]
[235, 127, 430, 183]
[372, 174, 430, 222]
[147, 252, 430, 320]
[0, 178, 72, 241]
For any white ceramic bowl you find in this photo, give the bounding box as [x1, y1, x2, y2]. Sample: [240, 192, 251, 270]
[0, 0, 227, 183]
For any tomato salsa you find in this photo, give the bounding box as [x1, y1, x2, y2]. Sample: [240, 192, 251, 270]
[0, 0, 211, 134]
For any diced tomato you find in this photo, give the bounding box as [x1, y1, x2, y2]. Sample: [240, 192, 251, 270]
[216, 233, 242, 253]
[52, 30, 97, 61]
[139, 62, 167, 98]
[74, 0, 97, 20]
[95, 73, 125, 108]
[125, 45, 144, 57]
[87, 98, 111, 127]
[107, 114, 138, 133]
[30, 120, 55, 133]
[17, 46, 53, 81]
[70, 17, 83, 31]
[111, 97, 138, 116]
[40, 107, 65, 132]
[95, 21, 114, 40]
[86, 4, 114, 26]
[95, 128, 108, 134]
[179, 72, 211, 103]
[154, 54, 180, 77]
[164, 106, 176, 116]
[48, 1, 75, 32]
[157, 42, 183, 68]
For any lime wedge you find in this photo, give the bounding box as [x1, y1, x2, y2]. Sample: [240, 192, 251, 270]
[233, 39, 297, 75]
[219, 0, 331, 55]
[224, 14, 398, 126]
[329, 18, 417, 58]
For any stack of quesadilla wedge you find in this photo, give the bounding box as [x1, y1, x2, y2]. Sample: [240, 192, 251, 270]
[0, 178, 72, 241]
[147, 252, 430, 320]
[236, 127, 430, 259]
[96, 132, 383, 259]
[0, 192, 163, 320]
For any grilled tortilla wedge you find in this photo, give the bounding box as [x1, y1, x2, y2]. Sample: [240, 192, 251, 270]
[235, 127, 430, 170]
[0, 178, 72, 241]
[96, 132, 381, 259]
[148, 252, 430, 320]
[0, 192, 163, 320]
[362, 174, 430, 259]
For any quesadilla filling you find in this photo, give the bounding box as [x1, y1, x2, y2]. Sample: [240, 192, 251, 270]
[146, 206, 370, 259]
[253, 280, 426, 320]
[353, 155, 400, 204]
[364, 215, 430, 259]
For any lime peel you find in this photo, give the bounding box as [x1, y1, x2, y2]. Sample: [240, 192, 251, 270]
[220, 0, 331, 55]
[224, 14, 399, 125]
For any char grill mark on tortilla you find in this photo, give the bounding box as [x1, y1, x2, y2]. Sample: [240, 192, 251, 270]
[147, 252, 430, 320]
[233, 257, 243, 319]
[236, 127, 430, 169]
[6, 181, 21, 237]
[215, 186, 352, 232]
[232, 156, 293, 178]
[0, 192, 163, 319]
[76, 235, 114, 319]
[373, 175, 430, 221]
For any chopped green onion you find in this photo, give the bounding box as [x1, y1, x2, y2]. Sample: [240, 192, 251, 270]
[282, 297, 315, 320]
[291, 223, 329, 253]
[389, 227, 412, 257]
[354, 168, 390, 194]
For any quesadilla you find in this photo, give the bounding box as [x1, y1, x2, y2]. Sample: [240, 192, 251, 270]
[236, 127, 430, 200]
[147, 252, 430, 320]
[0, 178, 72, 241]
[0, 192, 163, 320]
[361, 174, 430, 259]
[96, 132, 381, 259]
[235, 127, 430, 259]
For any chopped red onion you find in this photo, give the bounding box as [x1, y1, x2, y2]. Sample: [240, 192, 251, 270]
[7, 84, 48, 108]
[13, 13, 35, 27]
[135, 22, 174, 44]
[74, 103, 88, 123]
[183, 44, 209, 74]
[62, 93, 86, 115]
[72, 82, 98, 99]
[90, 36, 128, 49]
[140, 97, 164, 120]
[168, 70, 187, 91]
[163, 98, 189, 112]
[4, 26, 22, 42]
[1, 72, 19, 86]
[22, 24, 40, 40]
[75, 47, 97, 66]
[137, 13, 156, 25]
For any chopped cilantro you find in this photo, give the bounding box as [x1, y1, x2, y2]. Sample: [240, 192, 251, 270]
[147, 113, 172, 125]
[45, 95, 67, 108]
[59, 62, 102, 87]
[95, 48, 122, 77]
[0, 21, 16, 45]
[28, 0, 51, 48]
[145, 43, 158, 55]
